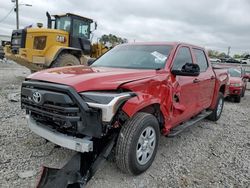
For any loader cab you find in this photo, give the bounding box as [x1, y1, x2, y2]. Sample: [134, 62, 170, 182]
[48, 13, 94, 55]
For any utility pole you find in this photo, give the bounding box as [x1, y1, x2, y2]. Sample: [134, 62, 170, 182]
[11, 0, 32, 29]
[15, 0, 19, 29]
[227, 46, 231, 56]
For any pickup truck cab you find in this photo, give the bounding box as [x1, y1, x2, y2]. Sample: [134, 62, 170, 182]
[21, 42, 228, 175]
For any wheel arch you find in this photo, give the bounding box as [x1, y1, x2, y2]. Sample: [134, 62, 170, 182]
[138, 103, 165, 130]
[219, 84, 226, 95]
[44, 46, 82, 67]
[122, 100, 165, 131]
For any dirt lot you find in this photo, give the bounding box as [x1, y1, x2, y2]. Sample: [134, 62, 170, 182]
[0, 62, 249, 188]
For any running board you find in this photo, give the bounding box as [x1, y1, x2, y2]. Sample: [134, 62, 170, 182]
[168, 110, 213, 137]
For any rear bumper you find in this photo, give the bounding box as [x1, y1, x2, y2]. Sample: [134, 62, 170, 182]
[27, 115, 93, 153]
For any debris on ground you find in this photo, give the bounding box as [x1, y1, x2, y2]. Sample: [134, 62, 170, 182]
[7, 92, 20, 102]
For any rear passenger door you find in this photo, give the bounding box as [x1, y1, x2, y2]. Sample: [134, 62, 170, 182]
[193, 48, 215, 110]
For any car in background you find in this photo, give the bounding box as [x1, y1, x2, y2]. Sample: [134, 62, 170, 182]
[227, 67, 248, 103]
[209, 58, 221, 63]
[240, 58, 250, 65]
[244, 71, 250, 82]
[225, 58, 246, 64]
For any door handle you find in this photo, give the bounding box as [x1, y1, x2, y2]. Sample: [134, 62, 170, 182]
[193, 78, 200, 83]
[210, 76, 215, 80]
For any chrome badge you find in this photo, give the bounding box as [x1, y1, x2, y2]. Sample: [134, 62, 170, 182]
[33, 91, 42, 104]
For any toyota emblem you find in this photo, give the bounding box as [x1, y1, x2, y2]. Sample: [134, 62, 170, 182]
[33, 91, 42, 104]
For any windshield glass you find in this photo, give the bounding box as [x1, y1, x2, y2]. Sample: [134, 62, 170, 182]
[91, 45, 173, 69]
[56, 16, 71, 32]
[228, 68, 241, 77]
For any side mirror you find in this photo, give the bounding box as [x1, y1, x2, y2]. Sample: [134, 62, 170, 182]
[171, 63, 200, 76]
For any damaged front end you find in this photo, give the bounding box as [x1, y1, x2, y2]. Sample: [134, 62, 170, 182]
[21, 80, 134, 187]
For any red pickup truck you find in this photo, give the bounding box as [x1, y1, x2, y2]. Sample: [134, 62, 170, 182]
[21, 42, 228, 187]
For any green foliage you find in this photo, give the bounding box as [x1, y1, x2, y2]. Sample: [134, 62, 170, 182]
[100, 34, 128, 46]
[208, 49, 249, 59]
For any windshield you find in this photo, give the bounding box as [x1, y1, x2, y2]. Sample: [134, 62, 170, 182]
[228, 68, 241, 77]
[91, 45, 173, 69]
[56, 16, 71, 32]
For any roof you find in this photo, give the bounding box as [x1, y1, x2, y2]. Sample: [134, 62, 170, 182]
[52, 13, 93, 22]
[121, 42, 205, 49]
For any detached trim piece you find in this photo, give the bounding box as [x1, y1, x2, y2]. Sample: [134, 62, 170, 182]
[86, 93, 133, 122]
[27, 115, 93, 153]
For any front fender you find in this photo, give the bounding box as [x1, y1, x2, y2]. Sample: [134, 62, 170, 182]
[122, 93, 161, 117]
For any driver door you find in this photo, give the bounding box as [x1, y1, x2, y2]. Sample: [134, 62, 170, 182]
[70, 18, 91, 55]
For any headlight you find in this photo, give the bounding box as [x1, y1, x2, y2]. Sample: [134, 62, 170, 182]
[80, 92, 135, 122]
[230, 83, 242, 87]
[33, 36, 47, 50]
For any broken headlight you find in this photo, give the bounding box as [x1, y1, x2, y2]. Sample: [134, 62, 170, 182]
[80, 92, 135, 122]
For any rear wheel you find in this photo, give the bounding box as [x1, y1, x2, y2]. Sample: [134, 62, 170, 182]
[115, 112, 160, 175]
[207, 92, 224, 121]
[51, 53, 80, 68]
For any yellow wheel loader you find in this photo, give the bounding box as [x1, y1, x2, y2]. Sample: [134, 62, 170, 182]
[4, 12, 107, 72]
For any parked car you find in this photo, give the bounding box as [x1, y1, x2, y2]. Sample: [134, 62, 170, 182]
[227, 67, 248, 102]
[20, 42, 229, 187]
[225, 58, 245, 64]
[0, 46, 4, 60]
[240, 58, 250, 65]
[209, 58, 221, 63]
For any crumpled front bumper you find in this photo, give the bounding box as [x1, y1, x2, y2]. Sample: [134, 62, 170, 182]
[27, 115, 93, 153]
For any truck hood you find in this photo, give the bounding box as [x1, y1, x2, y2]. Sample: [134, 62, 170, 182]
[28, 66, 157, 92]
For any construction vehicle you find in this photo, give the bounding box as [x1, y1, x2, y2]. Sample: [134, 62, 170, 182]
[4, 12, 108, 72]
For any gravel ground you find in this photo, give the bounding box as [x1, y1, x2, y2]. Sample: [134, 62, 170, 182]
[0, 62, 249, 188]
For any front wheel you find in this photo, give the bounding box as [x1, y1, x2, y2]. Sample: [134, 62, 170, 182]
[51, 53, 80, 68]
[207, 92, 224, 121]
[115, 112, 160, 175]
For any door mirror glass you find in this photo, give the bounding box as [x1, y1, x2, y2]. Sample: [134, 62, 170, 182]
[172, 63, 200, 76]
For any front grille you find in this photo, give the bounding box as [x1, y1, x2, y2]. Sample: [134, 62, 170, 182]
[11, 29, 26, 54]
[21, 81, 103, 138]
[21, 85, 83, 137]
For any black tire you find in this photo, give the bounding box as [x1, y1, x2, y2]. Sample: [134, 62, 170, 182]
[115, 112, 160, 175]
[207, 92, 224, 121]
[51, 53, 80, 68]
[241, 88, 245, 97]
[235, 95, 241, 103]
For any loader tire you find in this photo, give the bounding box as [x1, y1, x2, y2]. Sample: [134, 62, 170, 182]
[115, 112, 160, 175]
[51, 53, 80, 68]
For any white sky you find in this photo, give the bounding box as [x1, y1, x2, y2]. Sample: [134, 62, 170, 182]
[0, 0, 249, 55]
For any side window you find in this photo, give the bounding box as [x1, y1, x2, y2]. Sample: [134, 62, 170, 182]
[172, 47, 193, 70]
[72, 19, 90, 39]
[193, 49, 208, 72]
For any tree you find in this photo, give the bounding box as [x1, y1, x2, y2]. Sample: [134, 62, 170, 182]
[100, 34, 128, 47]
[207, 49, 220, 58]
[233, 54, 241, 59]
